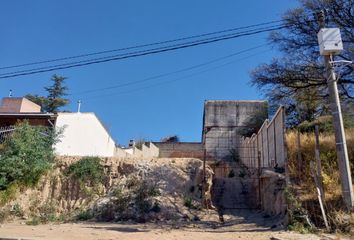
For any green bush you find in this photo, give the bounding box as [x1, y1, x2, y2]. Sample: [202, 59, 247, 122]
[76, 209, 93, 221]
[0, 183, 18, 206]
[64, 157, 104, 186]
[0, 121, 60, 191]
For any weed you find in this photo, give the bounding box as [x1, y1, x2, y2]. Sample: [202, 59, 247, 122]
[97, 176, 161, 221]
[0, 182, 18, 206]
[184, 197, 198, 209]
[64, 156, 104, 186]
[11, 203, 24, 217]
[38, 201, 57, 223]
[76, 210, 93, 221]
[285, 187, 314, 233]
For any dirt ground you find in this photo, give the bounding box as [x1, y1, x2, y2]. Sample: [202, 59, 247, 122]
[0, 210, 350, 240]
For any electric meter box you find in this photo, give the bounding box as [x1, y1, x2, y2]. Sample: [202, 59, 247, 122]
[317, 28, 343, 55]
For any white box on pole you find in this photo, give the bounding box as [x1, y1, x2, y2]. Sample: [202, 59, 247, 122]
[317, 28, 343, 55]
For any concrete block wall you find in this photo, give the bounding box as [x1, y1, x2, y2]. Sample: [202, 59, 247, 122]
[114, 142, 159, 159]
[203, 100, 267, 161]
[115, 147, 131, 158]
[153, 142, 203, 158]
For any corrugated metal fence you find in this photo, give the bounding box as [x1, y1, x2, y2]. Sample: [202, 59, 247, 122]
[239, 106, 286, 169]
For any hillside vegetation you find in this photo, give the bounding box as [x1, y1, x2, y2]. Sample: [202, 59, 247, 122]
[286, 127, 354, 234]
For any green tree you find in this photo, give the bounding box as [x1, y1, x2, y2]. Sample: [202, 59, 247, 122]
[238, 108, 268, 137]
[26, 74, 69, 113]
[0, 121, 61, 190]
[251, 0, 353, 126]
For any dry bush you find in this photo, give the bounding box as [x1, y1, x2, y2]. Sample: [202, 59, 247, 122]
[286, 127, 354, 234]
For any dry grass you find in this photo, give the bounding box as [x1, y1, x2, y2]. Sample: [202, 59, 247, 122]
[286, 127, 354, 234]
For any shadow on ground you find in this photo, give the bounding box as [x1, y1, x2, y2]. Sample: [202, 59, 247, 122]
[82, 209, 284, 234]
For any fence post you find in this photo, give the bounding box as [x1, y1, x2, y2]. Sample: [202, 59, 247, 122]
[314, 125, 326, 203]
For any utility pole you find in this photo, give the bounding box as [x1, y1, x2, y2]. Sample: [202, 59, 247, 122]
[316, 10, 354, 210]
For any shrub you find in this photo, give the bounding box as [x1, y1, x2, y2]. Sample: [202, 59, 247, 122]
[38, 201, 57, 223]
[285, 187, 314, 233]
[64, 156, 104, 186]
[161, 135, 180, 143]
[0, 121, 60, 191]
[76, 209, 93, 221]
[297, 115, 354, 133]
[0, 183, 18, 206]
[286, 127, 354, 234]
[97, 176, 161, 221]
[26, 201, 59, 225]
[183, 196, 199, 210]
[11, 203, 24, 217]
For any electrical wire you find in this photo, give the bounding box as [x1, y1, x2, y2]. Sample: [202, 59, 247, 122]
[0, 25, 287, 79]
[0, 19, 285, 70]
[0, 24, 285, 77]
[81, 48, 271, 102]
[72, 43, 269, 95]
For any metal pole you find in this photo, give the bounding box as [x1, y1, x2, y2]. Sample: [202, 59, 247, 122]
[317, 10, 354, 210]
[324, 56, 354, 209]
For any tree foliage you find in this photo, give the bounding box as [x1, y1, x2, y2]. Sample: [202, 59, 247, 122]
[161, 135, 180, 143]
[238, 108, 268, 137]
[0, 121, 60, 190]
[26, 74, 69, 113]
[251, 0, 354, 126]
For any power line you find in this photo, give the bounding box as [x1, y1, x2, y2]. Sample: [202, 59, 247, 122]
[0, 24, 284, 77]
[72, 44, 268, 95]
[82, 48, 271, 102]
[0, 25, 287, 79]
[0, 19, 285, 70]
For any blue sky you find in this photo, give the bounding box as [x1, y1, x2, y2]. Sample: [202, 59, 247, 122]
[0, 1, 299, 145]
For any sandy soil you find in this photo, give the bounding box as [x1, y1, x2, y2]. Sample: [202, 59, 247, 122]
[0, 210, 349, 240]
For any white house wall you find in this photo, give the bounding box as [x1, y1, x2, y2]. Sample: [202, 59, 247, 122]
[55, 113, 115, 157]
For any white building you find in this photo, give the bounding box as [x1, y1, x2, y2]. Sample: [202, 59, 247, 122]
[55, 112, 116, 157]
